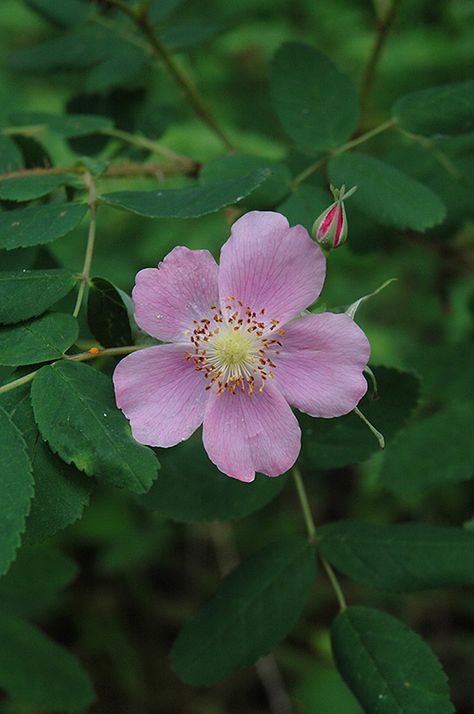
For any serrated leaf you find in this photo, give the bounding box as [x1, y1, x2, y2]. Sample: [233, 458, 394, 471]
[0, 385, 92, 543]
[200, 154, 291, 210]
[0, 612, 95, 710]
[379, 401, 474, 497]
[0, 546, 77, 618]
[328, 153, 446, 231]
[0, 407, 34, 576]
[393, 80, 474, 137]
[171, 537, 315, 684]
[0, 313, 78, 366]
[299, 367, 420, 471]
[102, 170, 269, 218]
[87, 277, 132, 347]
[332, 607, 454, 714]
[0, 136, 23, 173]
[31, 361, 159, 494]
[10, 111, 113, 138]
[319, 521, 474, 592]
[0, 203, 88, 250]
[279, 184, 331, 231]
[0, 175, 78, 202]
[270, 43, 359, 151]
[0, 269, 78, 324]
[140, 434, 287, 522]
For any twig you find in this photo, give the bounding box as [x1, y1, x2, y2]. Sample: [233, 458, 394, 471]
[0, 160, 200, 182]
[360, 0, 402, 116]
[72, 173, 98, 318]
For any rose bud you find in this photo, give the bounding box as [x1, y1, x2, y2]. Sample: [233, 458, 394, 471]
[311, 184, 357, 250]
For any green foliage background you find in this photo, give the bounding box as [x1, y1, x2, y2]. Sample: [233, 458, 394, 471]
[0, 0, 473, 712]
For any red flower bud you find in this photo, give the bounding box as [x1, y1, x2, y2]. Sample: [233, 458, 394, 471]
[311, 184, 357, 250]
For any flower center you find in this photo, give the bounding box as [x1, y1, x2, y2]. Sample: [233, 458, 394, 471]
[185, 297, 284, 396]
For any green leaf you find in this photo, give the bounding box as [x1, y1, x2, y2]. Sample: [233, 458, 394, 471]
[393, 80, 474, 137]
[0, 203, 88, 250]
[0, 269, 78, 324]
[295, 667, 363, 714]
[85, 51, 148, 94]
[87, 277, 132, 347]
[0, 136, 23, 173]
[279, 184, 331, 231]
[31, 361, 159, 494]
[161, 21, 223, 50]
[140, 434, 287, 522]
[379, 401, 474, 497]
[328, 153, 446, 231]
[102, 170, 269, 218]
[332, 607, 454, 714]
[0, 407, 33, 576]
[200, 154, 291, 209]
[24, 0, 91, 27]
[149, 0, 184, 22]
[270, 43, 359, 151]
[299, 367, 420, 471]
[171, 537, 315, 684]
[0, 175, 78, 202]
[0, 546, 77, 619]
[0, 313, 78, 366]
[319, 520, 474, 592]
[0, 612, 95, 710]
[10, 111, 113, 138]
[0, 385, 92, 543]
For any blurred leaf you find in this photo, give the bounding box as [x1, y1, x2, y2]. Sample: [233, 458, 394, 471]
[31, 361, 159, 494]
[0, 136, 23, 173]
[0, 546, 77, 619]
[0, 385, 92, 544]
[87, 277, 132, 347]
[270, 43, 359, 151]
[200, 154, 291, 209]
[379, 401, 474, 496]
[85, 52, 148, 94]
[0, 408, 33, 577]
[24, 0, 91, 26]
[0, 269, 77, 324]
[299, 367, 420, 471]
[408, 341, 474, 403]
[162, 21, 224, 50]
[0, 175, 78, 202]
[10, 112, 113, 138]
[279, 184, 330, 231]
[328, 153, 446, 231]
[332, 607, 454, 714]
[171, 537, 316, 684]
[140, 434, 288, 522]
[0, 313, 78, 366]
[295, 667, 363, 714]
[393, 81, 474, 137]
[0, 613, 95, 710]
[0, 203, 88, 250]
[149, 0, 184, 23]
[102, 170, 269, 217]
[320, 521, 474, 591]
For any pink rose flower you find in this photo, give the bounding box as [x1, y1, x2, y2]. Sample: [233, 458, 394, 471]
[113, 211, 370, 482]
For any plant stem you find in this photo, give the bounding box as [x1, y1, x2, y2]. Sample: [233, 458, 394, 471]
[360, 0, 402, 115]
[0, 160, 199, 182]
[100, 127, 196, 168]
[105, 0, 235, 152]
[290, 118, 396, 189]
[73, 173, 97, 318]
[292, 466, 347, 611]
[0, 345, 147, 396]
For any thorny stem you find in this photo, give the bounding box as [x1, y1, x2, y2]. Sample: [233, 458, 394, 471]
[73, 173, 97, 318]
[0, 345, 147, 396]
[105, 0, 235, 152]
[360, 0, 402, 116]
[290, 118, 396, 189]
[292, 466, 347, 611]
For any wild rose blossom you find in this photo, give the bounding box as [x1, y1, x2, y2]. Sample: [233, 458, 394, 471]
[113, 211, 370, 482]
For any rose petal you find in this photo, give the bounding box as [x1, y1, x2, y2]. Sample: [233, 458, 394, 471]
[132, 246, 219, 342]
[274, 313, 370, 418]
[202, 383, 301, 482]
[218, 211, 325, 326]
[113, 344, 209, 447]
